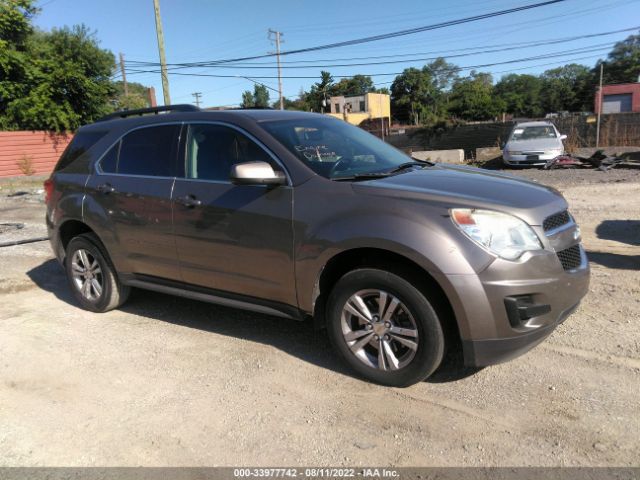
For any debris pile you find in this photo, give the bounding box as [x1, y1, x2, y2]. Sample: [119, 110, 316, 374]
[544, 150, 640, 171]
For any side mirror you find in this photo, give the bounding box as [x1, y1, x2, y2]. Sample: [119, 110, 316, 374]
[500, 142, 506, 150]
[230, 161, 286, 186]
[559, 134, 567, 141]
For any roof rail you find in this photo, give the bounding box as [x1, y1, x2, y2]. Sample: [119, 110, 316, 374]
[96, 104, 200, 122]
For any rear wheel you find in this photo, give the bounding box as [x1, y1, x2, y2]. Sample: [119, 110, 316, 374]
[326, 269, 445, 387]
[65, 233, 130, 312]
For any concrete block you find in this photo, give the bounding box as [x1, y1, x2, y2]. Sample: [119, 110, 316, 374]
[475, 147, 502, 162]
[411, 149, 465, 164]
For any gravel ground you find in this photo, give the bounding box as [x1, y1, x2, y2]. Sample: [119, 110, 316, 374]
[0, 171, 638, 467]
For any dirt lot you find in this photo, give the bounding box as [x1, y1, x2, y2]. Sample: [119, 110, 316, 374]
[0, 170, 638, 467]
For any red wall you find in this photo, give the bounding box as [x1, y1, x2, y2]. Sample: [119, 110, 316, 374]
[0, 131, 73, 178]
[594, 83, 640, 113]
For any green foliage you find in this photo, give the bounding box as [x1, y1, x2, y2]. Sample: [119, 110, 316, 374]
[390, 67, 435, 125]
[0, 0, 37, 45]
[494, 74, 544, 118]
[449, 72, 504, 121]
[600, 33, 640, 84]
[0, 3, 116, 132]
[112, 81, 151, 110]
[305, 71, 334, 112]
[253, 84, 270, 108]
[241, 90, 254, 108]
[539, 64, 591, 113]
[331, 74, 376, 96]
[240, 85, 270, 108]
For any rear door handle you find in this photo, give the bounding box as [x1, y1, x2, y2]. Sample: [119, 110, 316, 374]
[97, 183, 115, 194]
[176, 194, 202, 208]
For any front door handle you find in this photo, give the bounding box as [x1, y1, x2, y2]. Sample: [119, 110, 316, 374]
[176, 194, 202, 208]
[97, 183, 115, 194]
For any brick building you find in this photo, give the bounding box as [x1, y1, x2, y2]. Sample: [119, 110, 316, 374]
[594, 82, 640, 114]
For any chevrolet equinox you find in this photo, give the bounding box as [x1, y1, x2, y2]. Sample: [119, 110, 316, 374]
[45, 106, 590, 387]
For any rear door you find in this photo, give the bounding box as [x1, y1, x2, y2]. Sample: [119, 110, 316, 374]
[171, 123, 296, 306]
[85, 124, 181, 280]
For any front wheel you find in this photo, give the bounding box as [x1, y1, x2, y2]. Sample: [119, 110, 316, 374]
[326, 269, 445, 387]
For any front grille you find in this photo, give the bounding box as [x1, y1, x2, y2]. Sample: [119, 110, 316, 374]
[556, 245, 582, 271]
[543, 210, 571, 232]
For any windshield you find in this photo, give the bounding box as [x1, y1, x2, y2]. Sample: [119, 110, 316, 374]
[510, 125, 557, 141]
[260, 116, 415, 179]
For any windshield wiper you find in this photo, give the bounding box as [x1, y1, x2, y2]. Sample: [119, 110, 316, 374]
[333, 172, 393, 182]
[385, 161, 430, 174]
[332, 161, 433, 182]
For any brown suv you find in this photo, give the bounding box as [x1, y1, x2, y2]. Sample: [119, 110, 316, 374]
[45, 106, 590, 386]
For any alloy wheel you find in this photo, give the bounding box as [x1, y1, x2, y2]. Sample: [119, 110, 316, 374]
[340, 289, 419, 371]
[70, 249, 103, 301]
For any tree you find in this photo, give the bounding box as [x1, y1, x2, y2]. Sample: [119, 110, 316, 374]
[241, 84, 270, 108]
[390, 67, 435, 125]
[539, 64, 591, 113]
[449, 71, 504, 121]
[599, 32, 640, 84]
[422, 58, 459, 120]
[1, 1, 116, 132]
[306, 71, 334, 112]
[494, 74, 544, 118]
[113, 81, 152, 110]
[253, 84, 270, 108]
[241, 90, 254, 108]
[331, 74, 376, 96]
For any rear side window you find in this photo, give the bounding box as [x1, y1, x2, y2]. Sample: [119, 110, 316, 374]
[55, 130, 107, 172]
[116, 125, 179, 177]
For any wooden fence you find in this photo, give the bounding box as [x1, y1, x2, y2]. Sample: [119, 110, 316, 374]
[0, 131, 72, 178]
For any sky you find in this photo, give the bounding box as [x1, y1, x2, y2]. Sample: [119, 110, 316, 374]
[33, 0, 640, 108]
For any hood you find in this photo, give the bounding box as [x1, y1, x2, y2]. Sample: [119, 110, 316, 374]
[505, 138, 563, 151]
[351, 164, 567, 226]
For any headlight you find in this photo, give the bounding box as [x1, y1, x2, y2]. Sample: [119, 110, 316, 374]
[507, 150, 522, 155]
[545, 149, 562, 155]
[451, 209, 543, 260]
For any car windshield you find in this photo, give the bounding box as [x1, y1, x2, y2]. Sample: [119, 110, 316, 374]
[510, 125, 557, 141]
[260, 116, 418, 179]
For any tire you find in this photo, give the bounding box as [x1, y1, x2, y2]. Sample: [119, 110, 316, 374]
[65, 233, 130, 313]
[326, 268, 445, 387]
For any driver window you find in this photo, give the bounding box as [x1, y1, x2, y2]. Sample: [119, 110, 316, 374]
[185, 124, 274, 182]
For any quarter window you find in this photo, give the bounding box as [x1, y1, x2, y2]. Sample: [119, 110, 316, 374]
[117, 125, 178, 177]
[99, 141, 119, 173]
[55, 130, 107, 172]
[185, 124, 275, 182]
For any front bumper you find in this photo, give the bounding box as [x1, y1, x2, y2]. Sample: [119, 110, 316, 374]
[446, 241, 590, 367]
[503, 153, 560, 166]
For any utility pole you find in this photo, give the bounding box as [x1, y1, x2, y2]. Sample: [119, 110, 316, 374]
[192, 92, 202, 108]
[596, 63, 604, 148]
[152, 0, 171, 105]
[268, 29, 284, 110]
[119, 52, 128, 96]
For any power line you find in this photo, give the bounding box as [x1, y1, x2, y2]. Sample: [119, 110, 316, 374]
[124, 26, 636, 75]
[149, 26, 639, 67]
[131, 0, 569, 70]
[123, 44, 614, 80]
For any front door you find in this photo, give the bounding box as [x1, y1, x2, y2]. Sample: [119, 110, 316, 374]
[171, 123, 296, 307]
[85, 124, 181, 280]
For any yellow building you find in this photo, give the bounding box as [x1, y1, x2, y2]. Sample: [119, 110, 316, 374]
[326, 92, 391, 127]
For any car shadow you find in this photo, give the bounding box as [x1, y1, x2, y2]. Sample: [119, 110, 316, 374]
[595, 220, 640, 246]
[27, 259, 482, 385]
[587, 220, 640, 271]
[586, 251, 640, 271]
